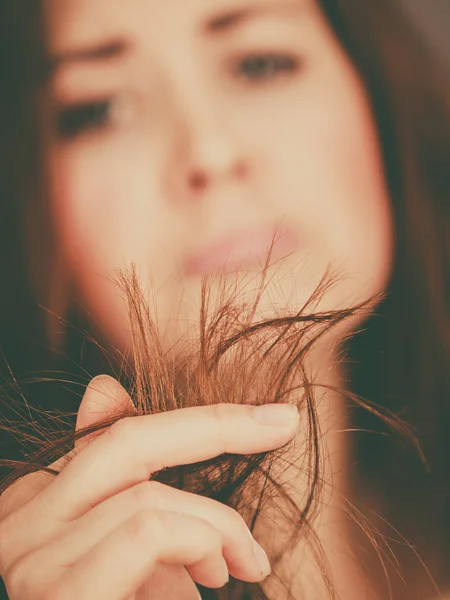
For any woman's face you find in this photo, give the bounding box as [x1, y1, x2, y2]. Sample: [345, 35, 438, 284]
[44, 0, 393, 350]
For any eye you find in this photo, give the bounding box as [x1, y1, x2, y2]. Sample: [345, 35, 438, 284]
[235, 53, 301, 83]
[55, 99, 113, 139]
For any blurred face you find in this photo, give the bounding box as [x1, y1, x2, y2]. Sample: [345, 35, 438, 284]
[43, 0, 393, 351]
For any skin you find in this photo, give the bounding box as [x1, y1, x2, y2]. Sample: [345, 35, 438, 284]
[43, 0, 393, 349]
[0, 378, 299, 599]
[0, 0, 394, 598]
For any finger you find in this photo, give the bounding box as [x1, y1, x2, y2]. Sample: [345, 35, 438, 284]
[75, 375, 136, 451]
[37, 481, 270, 583]
[0, 376, 132, 521]
[36, 510, 230, 600]
[0, 376, 134, 568]
[40, 403, 299, 521]
[0, 454, 66, 576]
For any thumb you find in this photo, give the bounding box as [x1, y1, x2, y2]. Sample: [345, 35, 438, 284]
[0, 377, 135, 520]
[76, 375, 136, 450]
[1, 376, 135, 519]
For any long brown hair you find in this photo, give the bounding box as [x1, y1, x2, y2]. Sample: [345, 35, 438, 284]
[319, 0, 450, 594]
[0, 1, 449, 598]
[0, 263, 411, 600]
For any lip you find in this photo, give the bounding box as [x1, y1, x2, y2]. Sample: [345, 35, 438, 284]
[183, 226, 300, 277]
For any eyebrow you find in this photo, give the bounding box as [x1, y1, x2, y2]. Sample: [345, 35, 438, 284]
[205, 0, 305, 33]
[45, 39, 131, 77]
[45, 0, 303, 77]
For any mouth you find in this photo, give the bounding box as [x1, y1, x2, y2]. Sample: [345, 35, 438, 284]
[182, 226, 300, 278]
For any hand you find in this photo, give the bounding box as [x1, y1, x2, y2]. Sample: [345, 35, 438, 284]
[0, 376, 299, 600]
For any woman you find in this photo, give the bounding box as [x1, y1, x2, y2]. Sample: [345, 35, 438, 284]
[0, 1, 449, 598]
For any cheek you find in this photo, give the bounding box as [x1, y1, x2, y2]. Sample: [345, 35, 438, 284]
[48, 145, 178, 279]
[47, 145, 186, 345]
[261, 68, 394, 303]
[315, 91, 393, 285]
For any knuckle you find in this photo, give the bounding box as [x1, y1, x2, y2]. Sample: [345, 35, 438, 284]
[210, 403, 231, 421]
[210, 404, 231, 451]
[125, 509, 163, 547]
[203, 528, 222, 557]
[225, 504, 250, 536]
[130, 481, 165, 510]
[105, 416, 135, 441]
[210, 402, 245, 427]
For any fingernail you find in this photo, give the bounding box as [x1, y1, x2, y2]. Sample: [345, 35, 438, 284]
[252, 403, 299, 426]
[254, 541, 271, 577]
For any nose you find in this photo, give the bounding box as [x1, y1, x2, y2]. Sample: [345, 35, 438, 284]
[166, 92, 250, 201]
[186, 136, 249, 193]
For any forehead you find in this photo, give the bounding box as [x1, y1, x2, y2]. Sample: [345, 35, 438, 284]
[45, 0, 300, 48]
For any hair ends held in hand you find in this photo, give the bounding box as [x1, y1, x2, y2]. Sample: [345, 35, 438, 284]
[0, 265, 419, 599]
